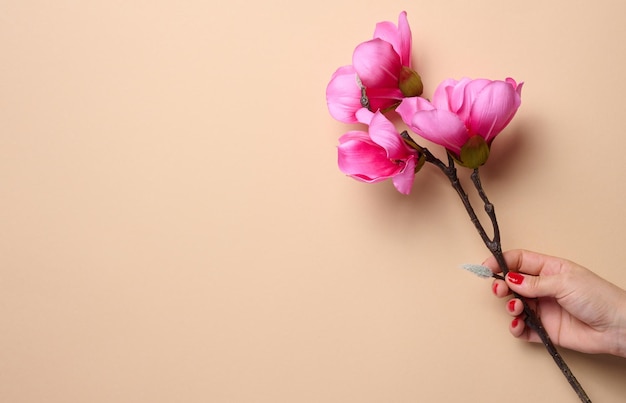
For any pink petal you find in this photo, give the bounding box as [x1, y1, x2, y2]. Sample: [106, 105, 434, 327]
[373, 11, 412, 67]
[409, 109, 468, 154]
[355, 108, 374, 125]
[368, 111, 409, 160]
[396, 96, 434, 127]
[391, 155, 416, 194]
[396, 11, 412, 67]
[431, 78, 462, 111]
[505, 77, 524, 95]
[373, 21, 400, 47]
[467, 80, 522, 142]
[338, 131, 400, 181]
[353, 39, 401, 89]
[338, 130, 371, 145]
[364, 86, 404, 111]
[326, 66, 362, 123]
[453, 78, 491, 122]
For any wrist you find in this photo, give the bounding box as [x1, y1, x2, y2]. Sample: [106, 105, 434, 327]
[610, 290, 626, 358]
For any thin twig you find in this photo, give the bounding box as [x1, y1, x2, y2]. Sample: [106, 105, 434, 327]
[411, 139, 591, 402]
[469, 169, 591, 403]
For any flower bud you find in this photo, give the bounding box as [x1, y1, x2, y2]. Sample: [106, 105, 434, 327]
[398, 66, 423, 97]
[459, 135, 490, 168]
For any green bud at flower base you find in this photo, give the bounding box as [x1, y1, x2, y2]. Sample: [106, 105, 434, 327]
[398, 66, 423, 97]
[458, 135, 490, 169]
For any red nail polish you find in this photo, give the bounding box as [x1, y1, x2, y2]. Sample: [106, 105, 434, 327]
[512, 317, 520, 328]
[507, 299, 516, 312]
[492, 282, 499, 294]
[507, 272, 524, 285]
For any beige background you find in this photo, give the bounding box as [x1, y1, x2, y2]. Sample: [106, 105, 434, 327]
[2, 1, 626, 402]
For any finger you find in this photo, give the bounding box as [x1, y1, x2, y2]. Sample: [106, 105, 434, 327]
[491, 278, 511, 298]
[505, 271, 567, 299]
[510, 316, 526, 338]
[511, 317, 543, 345]
[482, 255, 502, 274]
[483, 249, 564, 277]
[506, 298, 524, 316]
[502, 249, 565, 276]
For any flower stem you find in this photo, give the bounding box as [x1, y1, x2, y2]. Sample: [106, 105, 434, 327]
[419, 147, 592, 402]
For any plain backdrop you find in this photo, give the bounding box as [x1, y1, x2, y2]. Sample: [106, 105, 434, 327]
[2, 1, 626, 402]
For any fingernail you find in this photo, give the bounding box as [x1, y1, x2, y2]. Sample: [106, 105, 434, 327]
[492, 282, 499, 295]
[512, 317, 520, 328]
[507, 272, 524, 285]
[507, 299, 516, 312]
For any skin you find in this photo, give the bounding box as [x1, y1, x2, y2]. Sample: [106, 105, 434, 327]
[483, 249, 626, 358]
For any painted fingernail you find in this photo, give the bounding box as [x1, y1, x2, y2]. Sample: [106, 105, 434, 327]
[512, 317, 520, 328]
[492, 282, 499, 294]
[507, 299, 516, 312]
[507, 272, 524, 285]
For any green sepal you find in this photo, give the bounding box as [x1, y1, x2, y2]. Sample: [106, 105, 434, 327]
[398, 66, 424, 97]
[414, 152, 426, 174]
[459, 135, 490, 169]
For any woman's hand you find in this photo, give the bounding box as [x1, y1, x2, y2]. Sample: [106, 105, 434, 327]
[484, 249, 626, 358]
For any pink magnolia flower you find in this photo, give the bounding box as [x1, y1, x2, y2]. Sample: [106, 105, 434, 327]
[338, 109, 419, 194]
[397, 77, 523, 164]
[326, 11, 421, 123]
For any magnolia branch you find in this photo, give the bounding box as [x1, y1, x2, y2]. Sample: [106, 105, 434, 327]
[400, 132, 592, 402]
[468, 169, 591, 403]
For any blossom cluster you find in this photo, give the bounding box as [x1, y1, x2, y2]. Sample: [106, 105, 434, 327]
[326, 11, 523, 194]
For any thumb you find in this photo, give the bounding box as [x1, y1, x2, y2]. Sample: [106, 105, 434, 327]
[505, 271, 564, 299]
